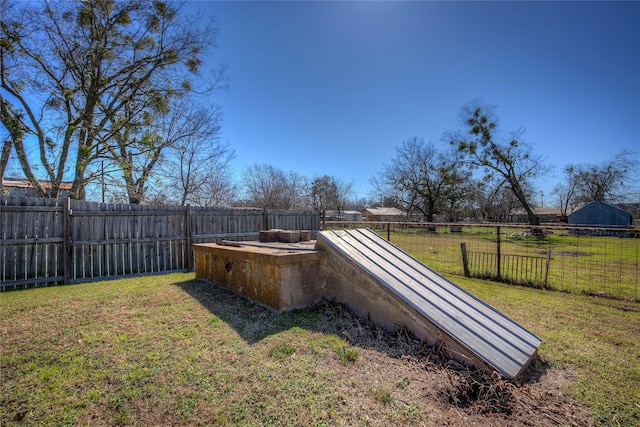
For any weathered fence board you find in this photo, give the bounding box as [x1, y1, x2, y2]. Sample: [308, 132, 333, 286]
[1, 196, 320, 289]
[267, 209, 319, 233]
[1, 196, 65, 287]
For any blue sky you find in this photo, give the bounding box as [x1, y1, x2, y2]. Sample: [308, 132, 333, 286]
[190, 1, 640, 204]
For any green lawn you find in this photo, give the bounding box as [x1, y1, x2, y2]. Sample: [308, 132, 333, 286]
[386, 228, 639, 301]
[456, 276, 640, 426]
[1, 272, 638, 426]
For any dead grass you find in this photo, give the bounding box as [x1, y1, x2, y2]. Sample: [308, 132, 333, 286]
[1, 272, 635, 426]
[310, 299, 593, 426]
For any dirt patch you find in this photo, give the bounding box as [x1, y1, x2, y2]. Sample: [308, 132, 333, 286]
[310, 300, 593, 426]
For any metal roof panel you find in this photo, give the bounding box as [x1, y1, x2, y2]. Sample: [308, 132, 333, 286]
[317, 228, 541, 378]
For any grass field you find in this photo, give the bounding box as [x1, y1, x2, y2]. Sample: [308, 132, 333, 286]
[1, 272, 639, 426]
[382, 227, 640, 301]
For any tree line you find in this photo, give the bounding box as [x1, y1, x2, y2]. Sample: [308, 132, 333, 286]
[1, 0, 229, 204]
[374, 101, 638, 225]
[2, 1, 638, 225]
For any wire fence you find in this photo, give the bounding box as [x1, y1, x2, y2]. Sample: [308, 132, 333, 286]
[324, 221, 640, 302]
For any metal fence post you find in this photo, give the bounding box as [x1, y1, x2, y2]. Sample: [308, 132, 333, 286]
[461, 243, 470, 277]
[496, 226, 501, 280]
[544, 245, 551, 288]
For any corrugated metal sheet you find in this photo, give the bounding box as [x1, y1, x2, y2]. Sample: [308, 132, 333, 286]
[568, 200, 632, 227]
[317, 228, 541, 379]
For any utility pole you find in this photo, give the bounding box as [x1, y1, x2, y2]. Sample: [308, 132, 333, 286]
[101, 161, 105, 203]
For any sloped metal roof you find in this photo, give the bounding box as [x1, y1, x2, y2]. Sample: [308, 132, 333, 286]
[364, 207, 407, 216]
[568, 200, 632, 226]
[316, 228, 541, 378]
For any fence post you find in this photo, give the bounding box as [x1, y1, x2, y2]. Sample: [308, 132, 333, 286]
[263, 208, 269, 231]
[496, 226, 501, 280]
[461, 243, 470, 277]
[387, 222, 390, 241]
[544, 245, 551, 288]
[186, 204, 193, 271]
[63, 197, 71, 283]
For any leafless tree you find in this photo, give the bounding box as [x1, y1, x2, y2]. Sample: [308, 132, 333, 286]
[473, 180, 523, 222]
[1, 0, 223, 199]
[241, 164, 308, 209]
[335, 178, 355, 214]
[308, 175, 354, 214]
[154, 102, 235, 206]
[552, 166, 581, 220]
[372, 137, 469, 222]
[449, 102, 546, 226]
[309, 175, 339, 213]
[552, 151, 638, 217]
[572, 150, 638, 204]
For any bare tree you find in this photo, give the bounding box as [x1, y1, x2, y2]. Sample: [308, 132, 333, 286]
[552, 165, 580, 221]
[241, 164, 308, 209]
[345, 196, 369, 212]
[192, 165, 238, 207]
[155, 102, 235, 206]
[372, 137, 468, 222]
[475, 180, 523, 222]
[309, 175, 354, 214]
[572, 150, 638, 204]
[552, 151, 638, 217]
[334, 177, 355, 214]
[1, 0, 222, 199]
[309, 175, 339, 213]
[450, 102, 546, 226]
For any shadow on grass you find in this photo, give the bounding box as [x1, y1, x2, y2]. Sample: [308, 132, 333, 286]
[175, 279, 321, 344]
[174, 278, 551, 385]
[172, 278, 584, 419]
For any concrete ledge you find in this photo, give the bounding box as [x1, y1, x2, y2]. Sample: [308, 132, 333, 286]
[194, 242, 325, 311]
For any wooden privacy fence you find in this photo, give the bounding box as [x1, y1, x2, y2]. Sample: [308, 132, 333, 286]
[0, 196, 320, 289]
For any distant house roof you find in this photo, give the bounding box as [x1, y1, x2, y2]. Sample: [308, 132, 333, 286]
[2, 178, 72, 190]
[363, 207, 407, 217]
[568, 200, 632, 227]
[510, 206, 577, 217]
[535, 206, 570, 216]
[324, 210, 364, 221]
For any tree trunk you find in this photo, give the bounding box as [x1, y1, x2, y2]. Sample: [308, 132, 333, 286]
[526, 208, 540, 226]
[426, 200, 435, 222]
[0, 138, 13, 183]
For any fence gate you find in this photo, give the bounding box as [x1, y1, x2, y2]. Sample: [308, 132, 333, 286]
[461, 242, 551, 288]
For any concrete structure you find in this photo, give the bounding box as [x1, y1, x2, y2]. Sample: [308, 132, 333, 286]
[194, 228, 541, 378]
[194, 241, 323, 311]
[315, 229, 541, 379]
